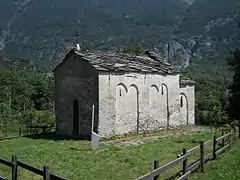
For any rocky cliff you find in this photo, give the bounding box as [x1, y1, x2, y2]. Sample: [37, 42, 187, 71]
[0, 0, 239, 71]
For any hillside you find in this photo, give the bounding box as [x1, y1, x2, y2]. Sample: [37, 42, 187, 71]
[0, 53, 37, 71]
[0, 0, 239, 71]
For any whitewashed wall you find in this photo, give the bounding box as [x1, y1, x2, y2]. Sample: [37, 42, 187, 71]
[98, 72, 183, 137]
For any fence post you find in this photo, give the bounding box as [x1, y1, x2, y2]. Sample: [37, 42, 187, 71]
[153, 160, 159, 180]
[43, 165, 50, 180]
[233, 124, 236, 135]
[182, 148, 187, 178]
[221, 131, 225, 148]
[233, 123, 237, 141]
[200, 141, 204, 173]
[228, 129, 231, 145]
[12, 153, 18, 180]
[213, 135, 217, 160]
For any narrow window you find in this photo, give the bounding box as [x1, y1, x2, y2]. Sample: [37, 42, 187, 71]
[119, 89, 122, 96]
[73, 99, 79, 136]
[161, 87, 164, 95]
[180, 96, 183, 108]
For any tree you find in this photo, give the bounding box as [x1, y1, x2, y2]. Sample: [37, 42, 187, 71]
[182, 66, 231, 126]
[122, 45, 144, 55]
[0, 64, 54, 127]
[207, 93, 228, 130]
[30, 72, 54, 111]
[227, 49, 240, 121]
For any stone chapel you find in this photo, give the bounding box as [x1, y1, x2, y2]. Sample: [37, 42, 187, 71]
[53, 48, 195, 138]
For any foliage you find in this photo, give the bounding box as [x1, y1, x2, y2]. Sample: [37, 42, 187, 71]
[207, 94, 228, 129]
[227, 49, 240, 121]
[0, 57, 54, 129]
[30, 72, 54, 110]
[20, 109, 55, 134]
[122, 45, 144, 55]
[21, 110, 55, 126]
[182, 66, 232, 127]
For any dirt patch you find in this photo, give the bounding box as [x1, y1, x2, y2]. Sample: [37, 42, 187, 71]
[103, 126, 210, 147]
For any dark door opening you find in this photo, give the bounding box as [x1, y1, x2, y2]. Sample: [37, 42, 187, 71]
[73, 99, 79, 136]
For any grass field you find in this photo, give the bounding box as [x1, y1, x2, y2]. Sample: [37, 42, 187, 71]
[0, 128, 238, 180]
[191, 138, 240, 180]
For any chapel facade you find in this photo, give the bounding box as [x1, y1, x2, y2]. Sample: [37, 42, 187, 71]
[53, 48, 195, 138]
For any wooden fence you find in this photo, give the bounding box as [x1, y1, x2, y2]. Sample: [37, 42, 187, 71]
[1, 126, 239, 180]
[136, 129, 237, 180]
[0, 124, 55, 140]
[0, 154, 66, 180]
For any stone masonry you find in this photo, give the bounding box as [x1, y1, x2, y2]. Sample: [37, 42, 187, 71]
[53, 48, 195, 138]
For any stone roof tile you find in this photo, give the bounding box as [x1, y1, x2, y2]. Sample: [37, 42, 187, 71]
[74, 50, 176, 74]
[180, 75, 195, 87]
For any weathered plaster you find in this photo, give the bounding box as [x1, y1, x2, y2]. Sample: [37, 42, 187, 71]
[54, 55, 99, 138]
[98, 72, 184, 137]
[180, 85, 195, 125]
[54, 52, 195, 138]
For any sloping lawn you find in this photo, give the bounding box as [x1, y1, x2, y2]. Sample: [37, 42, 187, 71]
[191, 138, 240, 180]
[0, 132, 214, 180]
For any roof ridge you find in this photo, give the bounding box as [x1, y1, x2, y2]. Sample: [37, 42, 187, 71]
[74, 49, 177, 74]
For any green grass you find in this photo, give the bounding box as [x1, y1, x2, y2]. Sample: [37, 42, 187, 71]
[0, 131, 216, 180]
[0, 125, 55, 139]
[101, 125, 209, 142]
[191, 138, 240, 180]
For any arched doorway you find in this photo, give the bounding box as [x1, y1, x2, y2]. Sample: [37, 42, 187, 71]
[127, 85, 139, 133]
[73, 99, 79, 136]
[180, 94, 188, 125]
[149, 85, 160, 129]
[160, 84, 169, 126]
[115, 84, 128, 135]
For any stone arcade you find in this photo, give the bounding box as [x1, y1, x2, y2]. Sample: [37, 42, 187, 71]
[53, 48, 195, 138]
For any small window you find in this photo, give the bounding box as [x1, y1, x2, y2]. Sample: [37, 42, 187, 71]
[119, 89, 122, 96]
[161, 87, 164, 95]
[180, 96, 183, 108]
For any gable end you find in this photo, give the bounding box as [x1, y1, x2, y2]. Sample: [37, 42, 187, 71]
[52, 49, 76, 73]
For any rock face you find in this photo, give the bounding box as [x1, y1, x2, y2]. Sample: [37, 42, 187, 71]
[153, 39, 198, 68]
[180, 0, 196, 5]
[152, 24, 239, 68]
[0, 0, 239, 70]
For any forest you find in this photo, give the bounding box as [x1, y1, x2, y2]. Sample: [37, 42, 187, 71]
[0, 55, 55, 136]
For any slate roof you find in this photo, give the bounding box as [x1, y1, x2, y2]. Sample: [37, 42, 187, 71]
[53, 48, 195, 86]
[74, 49, 177, 74]
[180, 75, 195, 87]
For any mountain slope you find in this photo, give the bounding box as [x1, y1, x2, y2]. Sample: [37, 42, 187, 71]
[0, 0, 239, 71]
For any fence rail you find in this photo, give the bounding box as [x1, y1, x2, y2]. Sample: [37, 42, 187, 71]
[1, 126, 239, 180]
[0, 154, 65, 180]
[0, 124, 55, 140]
[137, 153, 189, 180]
[187, 145, 200, 154]
[136, 128, 238, 180]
